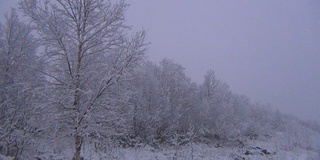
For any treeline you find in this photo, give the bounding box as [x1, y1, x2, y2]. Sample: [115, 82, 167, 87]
[0, 1, 320, 160]
[123, 60, 320, 150]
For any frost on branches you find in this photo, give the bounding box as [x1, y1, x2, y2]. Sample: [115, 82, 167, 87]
[0, 0, 320, 159]
[19, 0, 147, 159]
[0, 9, 44, 159]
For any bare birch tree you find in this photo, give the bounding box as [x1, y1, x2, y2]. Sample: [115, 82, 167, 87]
[19, 0, 147, 159]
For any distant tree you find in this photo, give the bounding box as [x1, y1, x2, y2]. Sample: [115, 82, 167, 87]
[156, 59, 193, 136]
[199, 70, 225, 137]
[130, 59, 197, 145]
[0, 9, 42, 159]
[130, 61, 162, 142]
[199, 70, 250, 140]
[200, 70, 221, 100]
[20, 0, 147, 159]
[207, 82, 235, 138]
[272, 109, 285, 131]
[245, 104, 273, 138]
[226, 94, 250, 136]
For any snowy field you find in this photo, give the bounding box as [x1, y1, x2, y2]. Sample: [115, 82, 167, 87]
[81, 144, 319, 160]
[1, 134, 319, 160]
[77, 136, 319, 160]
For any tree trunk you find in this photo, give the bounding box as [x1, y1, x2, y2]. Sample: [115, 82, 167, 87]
[73, 135, 82, 160]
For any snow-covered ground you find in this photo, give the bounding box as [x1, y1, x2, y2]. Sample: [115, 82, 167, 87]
[80, 135, 319, 160]
[2, 135, 318, 160]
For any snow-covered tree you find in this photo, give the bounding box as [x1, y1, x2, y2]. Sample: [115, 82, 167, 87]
[156, 59, 193, 137]
[0, 9, 43, 159]
[130, 59, 197, 145]
[20, 0, 147, 159]
[245, 103, 273, 138]
[199, 70, 225, 137]
[130, 61, 163, 142]
[198, 70, 251, 140]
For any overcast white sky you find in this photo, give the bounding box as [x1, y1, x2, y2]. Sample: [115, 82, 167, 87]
[1, 0, 320, 122]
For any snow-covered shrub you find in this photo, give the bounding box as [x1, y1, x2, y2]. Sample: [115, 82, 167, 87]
[0, 155, 13, 160]
[307, 149, 320, 160]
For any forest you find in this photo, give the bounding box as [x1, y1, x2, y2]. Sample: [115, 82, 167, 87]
[0, 0, 320, 160]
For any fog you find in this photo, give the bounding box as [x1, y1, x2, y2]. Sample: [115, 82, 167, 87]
[1, 0, 320, 122]
[125, 0, 320, 122]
